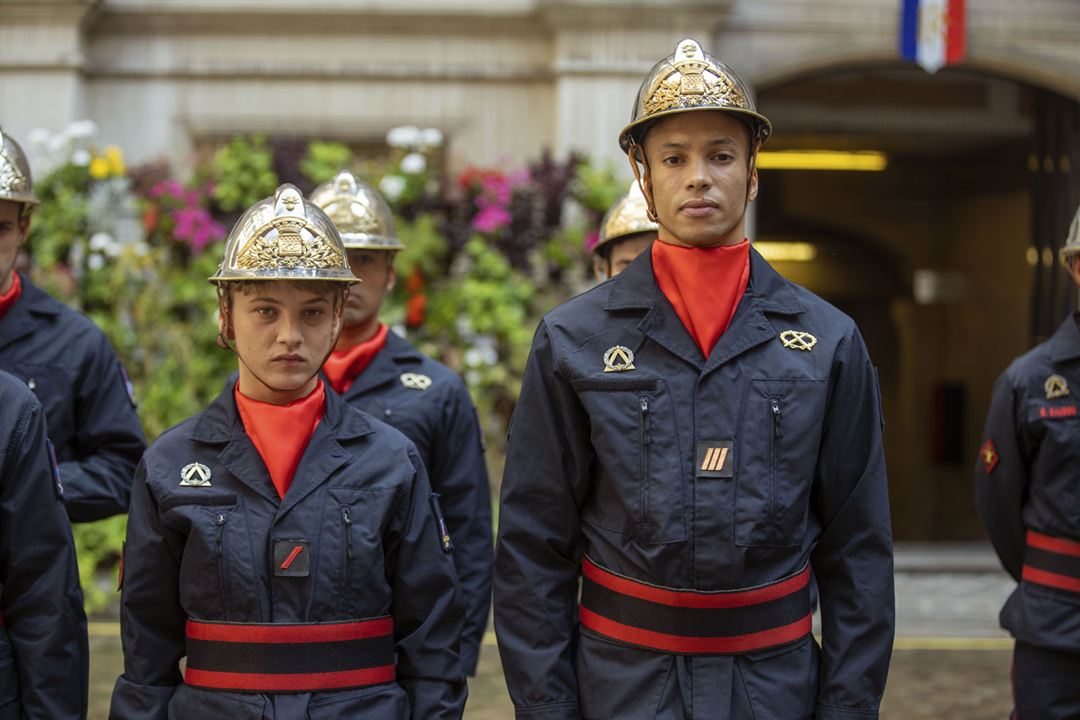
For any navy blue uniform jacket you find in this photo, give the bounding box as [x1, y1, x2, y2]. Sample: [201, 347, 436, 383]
[975, 315, 1080, 651]
[0, 273, 146, 521]
[338, 330, 492, 675]
[495, 249, 894, 720]
[0, 370, 88, 719]
[109, 383, 466, 719]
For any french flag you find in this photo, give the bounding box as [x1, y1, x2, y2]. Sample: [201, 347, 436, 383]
[900, 0, 966, 74]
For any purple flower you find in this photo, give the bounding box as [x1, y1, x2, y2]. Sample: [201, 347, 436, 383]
[471, 206, 512, 234]
[173, 206, 225, 252]
[584, 230, 600, 252]
[149, 179, 183, 200]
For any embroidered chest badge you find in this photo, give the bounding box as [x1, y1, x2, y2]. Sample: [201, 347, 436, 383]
[979, 439, 999, 474]
[1045, 374, 1069, 400]
[180, 462, 213, 487]
[603, 345, 636, 373]
[400, 372, 432, 391]
[780, 330, 816, 352]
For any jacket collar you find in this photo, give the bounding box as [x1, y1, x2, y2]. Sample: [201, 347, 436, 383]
[1050, 314, 1080, 363]
[0, 273, 63, 350]
[342, 329, 423, 398]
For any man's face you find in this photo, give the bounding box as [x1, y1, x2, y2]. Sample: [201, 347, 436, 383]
[593, 233, 655, 282]
[224, 281, 342, 402]
[0, 200, 29, 293]
[342, 249, 396, 329]
[642, 111, 758, 248]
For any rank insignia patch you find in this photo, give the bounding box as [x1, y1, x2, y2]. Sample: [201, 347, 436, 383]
[273, 540, 310, 577]
[696, 440, 734, 478]
[980, 439, 999, 474]
[180, 462, 212, 487]
[603, 345, 636, 373]
[780, 330, 817, 352]
[400, 372, 432, 391]
[1045, 374, 1069, 400]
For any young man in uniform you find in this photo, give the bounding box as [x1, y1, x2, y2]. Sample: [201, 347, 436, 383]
[495, 39, 894, 720]
[309, 170, 493, 676]
[0, 128, 145, 522]
[976, 204, 1080, 719]
[110, 184, 466, 719]
[592, 181, 658, 282]
[0, 371, 88, 719]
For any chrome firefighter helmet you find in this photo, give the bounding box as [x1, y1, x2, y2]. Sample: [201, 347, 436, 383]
[595, 181, 659, 256]
[308, 170, 402, 251]
[1059, 204, 1080, 268]
[0, 128, 39, 206]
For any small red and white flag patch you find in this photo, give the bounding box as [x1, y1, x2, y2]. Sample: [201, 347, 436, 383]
[980, 439, 999, 474]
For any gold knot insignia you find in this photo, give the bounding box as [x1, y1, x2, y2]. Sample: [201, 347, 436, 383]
[780, 330, 817, 352]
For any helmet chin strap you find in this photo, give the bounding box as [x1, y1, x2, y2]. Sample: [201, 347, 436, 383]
[216, 285, 348, 400]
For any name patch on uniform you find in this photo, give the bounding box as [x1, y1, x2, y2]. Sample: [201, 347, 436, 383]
[979, 439, 999, 474]
[1039, 405, 1078, 420]
[273, 540, 310, 577]
[696, 440, 734, 478]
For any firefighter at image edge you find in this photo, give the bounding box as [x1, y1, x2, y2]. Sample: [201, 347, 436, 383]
[976, 204, 1080, 720]
[494, 38, 895, 720]
[308, 170, 493, 678]
[0, 128, 146, 524]
[109, 183, 466, 719]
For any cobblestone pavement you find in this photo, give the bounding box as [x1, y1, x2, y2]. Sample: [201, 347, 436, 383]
[88, 543, 1021, 718]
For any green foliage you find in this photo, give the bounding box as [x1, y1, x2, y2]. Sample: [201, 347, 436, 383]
[300, 141, 354, 186]
[211, 135, 279, 212]
[26, 164, 91, 268]
[573, 158, 627, 215]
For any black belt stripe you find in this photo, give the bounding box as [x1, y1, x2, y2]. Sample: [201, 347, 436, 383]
[1025, 546, 1080, 580]
[186, 635, 394, 675]
[580, 574, 810, 638]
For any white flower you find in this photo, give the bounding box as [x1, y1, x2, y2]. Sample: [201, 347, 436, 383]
[464, 348, 483, 367]
[379, 175, 407, 201]
[71, 149, 91, 167]
[87, 254, 105, 271]
[89, 232, 114, 252]
[27, 128, 51, 149]
[419, 128, 443, 147]
[66, 120, 97, 140]
[400, 152, 426, 174]
[46, 134, 69, 156]
[386, 126, 421, 149]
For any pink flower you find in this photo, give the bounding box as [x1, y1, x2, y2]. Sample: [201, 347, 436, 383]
[173, 206, 225, 252]
[471, 206, 511, 234]
[149, 180, 183, 200]
[584, 230, 600, 252]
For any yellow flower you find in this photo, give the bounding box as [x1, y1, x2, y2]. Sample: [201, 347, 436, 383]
[89, 156, 111, 180]
[104, 146, 126, 177]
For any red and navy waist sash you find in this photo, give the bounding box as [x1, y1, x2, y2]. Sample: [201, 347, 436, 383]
[184, 616, 395, 693]
[579, 556, 813, 655]
[1023, 530, 1080, 594]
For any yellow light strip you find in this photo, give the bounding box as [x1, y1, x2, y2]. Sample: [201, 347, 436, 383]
[757, 150, 888, 171]
[753, 241, 818, 262]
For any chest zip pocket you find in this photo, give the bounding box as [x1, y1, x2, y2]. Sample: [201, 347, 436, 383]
[639, 396, 651, 531]
[341, 507, 353, 606]
[214, 512, 230, 618]
[770, 397, 782, 530]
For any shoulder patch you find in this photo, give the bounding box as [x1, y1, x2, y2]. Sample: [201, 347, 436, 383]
[979, 439, 999, 474]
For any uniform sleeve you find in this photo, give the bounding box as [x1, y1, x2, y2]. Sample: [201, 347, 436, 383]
[494, 320, 593, 720]
[428, 378, 493, 675]
[61, 331, 146, 522]
[810, 327, 895, 720]
[974, 370, 1029, 581]
[392, 447, 467, 720]
[109, 461, 184, 719]
[0, 396, 88, 719]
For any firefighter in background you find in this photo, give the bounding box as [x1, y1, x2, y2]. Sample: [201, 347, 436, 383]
[309, 170, 492, 676]
[495, 38, 893, 720]
[592, 181, 658, 282]
[976, 204, 1080, 720]
[0, 128, 146, 522]
[110, 184, 465, 719]
[0, 371, 88, 719]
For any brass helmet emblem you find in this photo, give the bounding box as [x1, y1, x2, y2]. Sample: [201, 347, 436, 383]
[209, 183, 358, 285]
[618, 38, 771, 155]
[1058, 204, 1080, 268]
[308, 170, 403, 251]
[0, 128, 39, 206]
[594, 181, 659, 256]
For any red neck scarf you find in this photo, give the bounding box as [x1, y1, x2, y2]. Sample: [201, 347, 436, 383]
[323, 324, 390, 395]
[0, 272, 22, 324]
[235, 379, 326, 499]
[652, 239, 751, 358]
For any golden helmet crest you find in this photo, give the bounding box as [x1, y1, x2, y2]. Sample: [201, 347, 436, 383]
[0, 128, 39, 206]
[595, 181, 659, 256]
[209, 183, 358, 285]
[1059, 204, 1080, 267]
[619, 38, 771, 154]
[308, 170, 402, 251]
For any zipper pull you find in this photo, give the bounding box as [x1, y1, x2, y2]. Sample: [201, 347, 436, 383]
[215, 513, 226, 556]
[770, 398, 781, 439]
[640, 397, 651, 446]
[343, 507, 353, 559]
